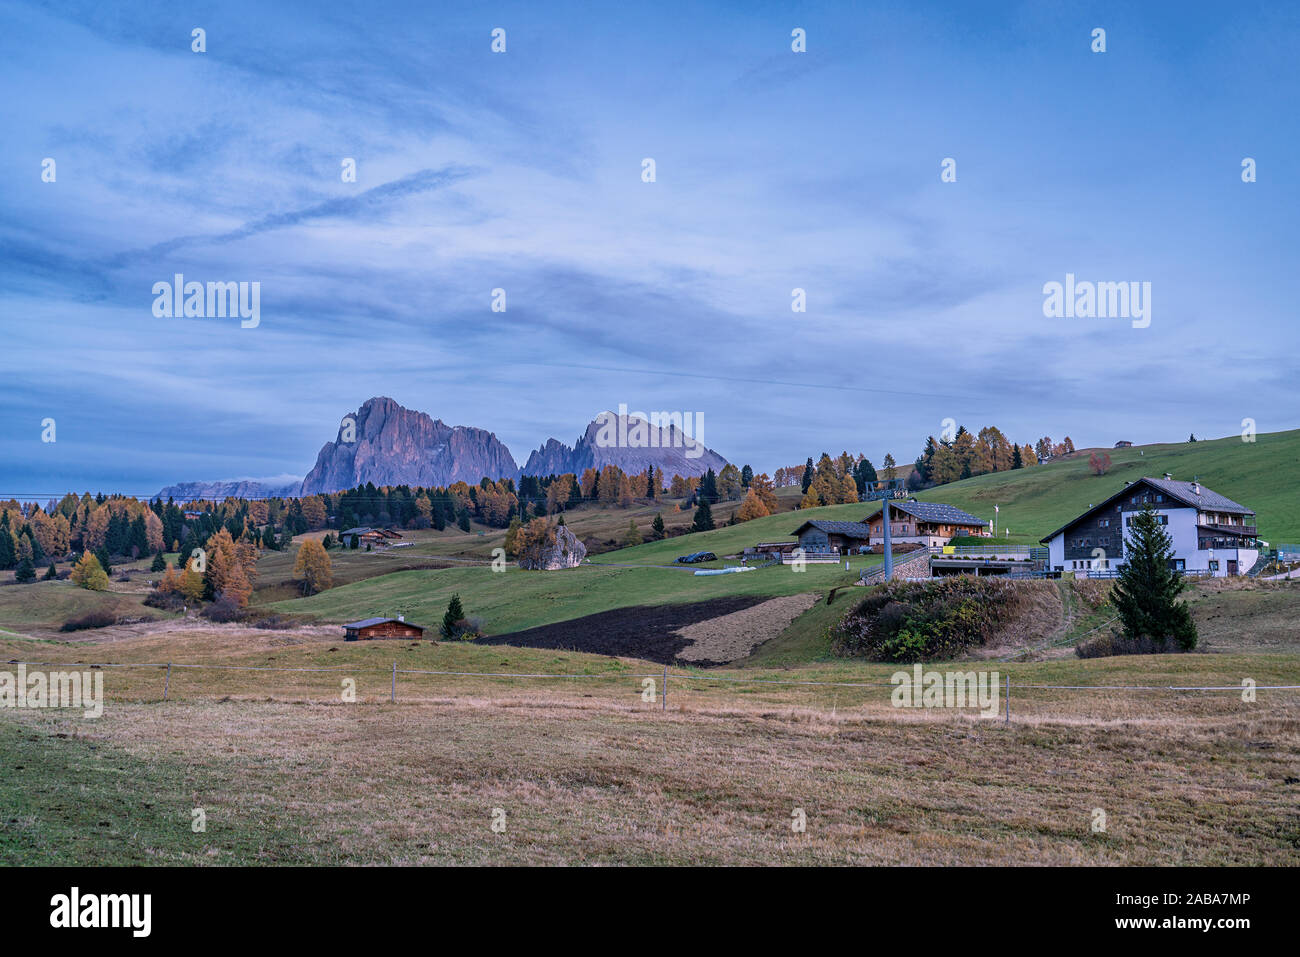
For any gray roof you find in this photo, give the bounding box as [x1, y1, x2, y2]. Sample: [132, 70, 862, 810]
[340, 526, 373, 536]
[1142, 477, 1253, 515]
[792, 520, 873, 539]
[343, 617, 423, 630]
[886, 501, 985, 526]
[1039, 477, 1254, 543]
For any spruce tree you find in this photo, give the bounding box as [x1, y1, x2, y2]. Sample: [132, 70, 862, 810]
[95, 545, 113, 572]
[651, 512, 665, 539]
[151, 550, 167, 572]
[14, 555, 36, 583]
[441, 593, 466, 639]
[1112, 507, 1198, 650]
[43, 562, 57, 581]
[0, 521, 14, 570]
[700, 468, 718, 504]
[692, 501, 715, 532]
[801, 457, 814, 494]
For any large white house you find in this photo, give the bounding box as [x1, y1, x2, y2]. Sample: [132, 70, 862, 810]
[1041, 474, 1259, 578]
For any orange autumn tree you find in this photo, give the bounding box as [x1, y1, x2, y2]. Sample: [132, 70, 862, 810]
[293, 539, 333, 595]
[736, 490, 770, 522]
[748, 473, 778, 513]
[202, 527, 258, 607]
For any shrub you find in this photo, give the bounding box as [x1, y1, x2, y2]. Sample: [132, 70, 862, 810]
[831, 577, 1029, 662]
[446, 617, 484, 641]
[59, 610, 117, 632]
[144, 590, 186, 612]
[1075, 632, 1187, 658]
[201, 591, 248, 623]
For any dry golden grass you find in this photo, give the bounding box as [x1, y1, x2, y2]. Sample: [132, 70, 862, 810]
[5, 695, 1297, 865]
[2, 621, 1298, 865]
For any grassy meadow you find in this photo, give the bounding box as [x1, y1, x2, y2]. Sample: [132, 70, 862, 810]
[1, 622, 1297, 866]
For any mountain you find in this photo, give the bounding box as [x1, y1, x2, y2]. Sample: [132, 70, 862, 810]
[158, 400, 730, 500]
[156, 479, 302, 501]
[521, 411, 728, 478]
[297, 396, 520, 494]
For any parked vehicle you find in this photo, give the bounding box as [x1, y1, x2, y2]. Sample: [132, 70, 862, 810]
[675, 551, 717, 564]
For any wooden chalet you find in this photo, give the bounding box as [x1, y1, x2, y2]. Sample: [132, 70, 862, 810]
[343, 616, 425, 640]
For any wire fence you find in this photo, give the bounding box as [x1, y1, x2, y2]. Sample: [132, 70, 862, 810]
[6, 658, 1299, 722]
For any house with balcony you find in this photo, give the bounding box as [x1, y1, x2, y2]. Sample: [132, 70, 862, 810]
[862, 500, 988, 547]
[1040, 474, 1258, 578]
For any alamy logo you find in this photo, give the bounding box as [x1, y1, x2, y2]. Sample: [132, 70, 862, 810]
[891, 665, 1000, 717]
[152, 274, 261, 328]
[0, 664, 103, 718]
[50, 887, 151, 937]
[1042, 273, 1150, 329]
[592, 404, 706, 459]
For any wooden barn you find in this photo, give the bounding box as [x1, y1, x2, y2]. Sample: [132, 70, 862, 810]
[343, 616, 425, 640]
[339, 526, 404, 549]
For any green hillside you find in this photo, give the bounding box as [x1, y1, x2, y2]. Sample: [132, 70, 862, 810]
[860, 429, 1300, 546]
[266, 555, 879, 634]
[265, 429, 1298, 639]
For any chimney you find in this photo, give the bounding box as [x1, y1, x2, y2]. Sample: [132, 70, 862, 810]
[1191, 481, 1201, 495]
[1163, 472, 1173, 481]
[398, 614, 404, 622]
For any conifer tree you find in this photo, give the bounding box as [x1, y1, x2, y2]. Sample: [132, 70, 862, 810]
[1113, 507, 1198, 650]
[441, 593, 466, 639]
[0, 519, 14, 570]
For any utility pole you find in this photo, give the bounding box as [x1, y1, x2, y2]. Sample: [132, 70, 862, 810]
[882, 497, 893, 580]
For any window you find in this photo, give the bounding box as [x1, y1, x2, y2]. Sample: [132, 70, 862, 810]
[1098, 519, 1110, 528]
[1209, 560, 1220, 571]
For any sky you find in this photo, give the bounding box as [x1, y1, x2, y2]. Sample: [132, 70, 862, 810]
[2, 0, 1297, 496]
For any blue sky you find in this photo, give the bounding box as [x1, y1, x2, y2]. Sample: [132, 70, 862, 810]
[2, 0, 1297, 495]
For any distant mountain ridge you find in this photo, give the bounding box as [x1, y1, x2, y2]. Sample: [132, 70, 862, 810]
[158, 398, 729, 499]
[521, 411, 726, 479]
[156, 479, 302, 501]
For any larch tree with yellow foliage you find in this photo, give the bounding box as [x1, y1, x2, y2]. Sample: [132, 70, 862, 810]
[736, 490, 770, 522]
[70, 550, 109, 591]
[293, 538, 333, 595]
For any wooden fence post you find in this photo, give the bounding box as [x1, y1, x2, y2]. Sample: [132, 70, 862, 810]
[164, 662, 171, 701]
[391, 661, 397, 703]
[662, 663, 667, 712]
[1005, 674, 1010, 723]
